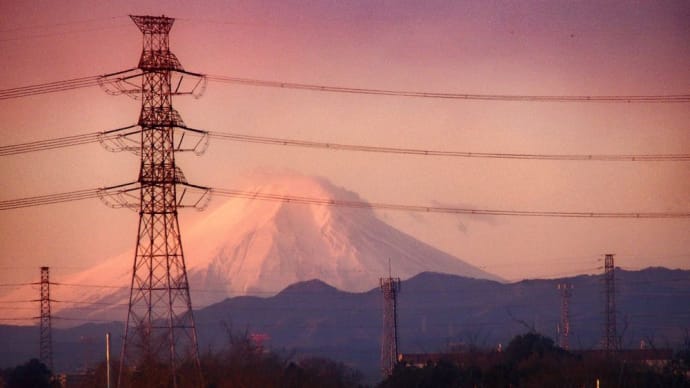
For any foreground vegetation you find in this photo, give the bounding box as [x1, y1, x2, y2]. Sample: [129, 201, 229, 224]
[382, 332, 690, 388]
[2, 331, 689, 387]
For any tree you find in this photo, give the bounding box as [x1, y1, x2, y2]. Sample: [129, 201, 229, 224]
[2, 359, 53, 388]
[504, 332, 565, 364]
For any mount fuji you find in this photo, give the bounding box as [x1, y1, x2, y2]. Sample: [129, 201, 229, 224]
[2, 172, 499, 325]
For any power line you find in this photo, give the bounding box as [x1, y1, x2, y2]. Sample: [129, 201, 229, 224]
[0, 69, 137, 100]
[206, 74, 690, 103]
[2, 277, 685, 295]
[52, 316, 117, 323]
[0, 16, 128, 34]
[0, 282, 38, 287]
[0, 133, 101, 156]
[206, 130, 690, 162]
[1, 186, 689, 218]
[52, 282, 122, 289]
[0, 126, 135, 156]
[0, 189, 101, 210]
[3, 73, 690, 103]
[0, 317, 37, 321]
[0, 23, 131, 43]
[0, 76, 102, 100]
[53, 300, 129, 307]
[211, 187, 690, 219]
[2, 127, 689, 161]
[0, 300, 36, 304]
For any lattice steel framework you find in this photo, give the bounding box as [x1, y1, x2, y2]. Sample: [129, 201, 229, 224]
[115, 15, 203, 388]
[380, 276, 400, 377]
[604, 253, 617, 353]
[39, 266, 53, 372]
[557, 283, 573, 350]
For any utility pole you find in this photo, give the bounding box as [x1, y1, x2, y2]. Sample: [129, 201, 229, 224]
[106, 332, 112, 388]
[39, 266, 53, 372]
[604, 253, 617, 353]
[380, 263, 400, 377]
[99, 15, 208, 388]
[557, 283, 573, 350]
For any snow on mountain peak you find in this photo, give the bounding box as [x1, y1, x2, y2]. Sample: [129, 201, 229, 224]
[0, 172, 499, 324]
[183, 172, 499, 306]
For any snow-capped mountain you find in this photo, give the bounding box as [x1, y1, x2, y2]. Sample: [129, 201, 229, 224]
[1, 172, 499, 324]
[184, 173, 499, 301]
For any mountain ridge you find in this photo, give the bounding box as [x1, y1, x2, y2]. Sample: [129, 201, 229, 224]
[3, 266, 687, 382]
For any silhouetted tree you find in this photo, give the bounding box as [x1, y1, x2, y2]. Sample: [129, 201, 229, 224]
[2, 358, 53, 388]
[199, 325, 363, 388]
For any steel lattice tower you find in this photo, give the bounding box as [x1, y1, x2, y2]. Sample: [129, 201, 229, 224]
[113, 15, 204, 388]
[604, 253, 617, 353]
[557, 283, 573, 350]
[39, 266, 53, 372]
[380, 276, 400, 377]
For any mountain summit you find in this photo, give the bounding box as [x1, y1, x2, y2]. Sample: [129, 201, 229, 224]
[1, 172, 498, 323]
[185, 173, 499, 305]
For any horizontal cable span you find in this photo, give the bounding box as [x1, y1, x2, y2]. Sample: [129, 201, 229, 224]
[211, 188, 690, 219]
[0, 189, 101, 210]
[0, 76, 102, 100]
[0, 133, 101, 156]
[0, 125, 136, 156]
[0, 69, 141, 100]
[3, 73, 689, 103]
[206, 74, 690, 103]
[52, 282, 122, 289]
[52, 316, 117, 322]
[0, 317, 37, 321]
[2, 127, 689, 161]
[208, 130, 690, 161]
[2, 186, 689, 218]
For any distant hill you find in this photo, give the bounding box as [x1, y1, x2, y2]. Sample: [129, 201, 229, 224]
[1, 267, 688, 382]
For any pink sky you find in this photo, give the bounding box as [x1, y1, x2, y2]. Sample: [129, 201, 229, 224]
[0, 1, 689, 288]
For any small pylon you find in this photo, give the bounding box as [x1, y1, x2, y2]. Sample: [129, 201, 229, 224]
[557, 283, 573, 350]
[380, 261, 400, 377]
[39, 266, 53, 372]
[604, 253, 617, 353]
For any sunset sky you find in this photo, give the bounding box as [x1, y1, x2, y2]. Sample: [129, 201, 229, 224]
[1, 1, 689, 288]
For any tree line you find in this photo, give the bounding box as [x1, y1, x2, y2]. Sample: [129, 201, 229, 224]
[2, 331, 689, 387]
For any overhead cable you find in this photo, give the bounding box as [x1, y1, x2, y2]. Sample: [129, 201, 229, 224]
[207, 130, 690, 161]
[0, 189, 101, 210]
[2, 186, 689, 218]
[0, 76, 102, 100]
[206, 74, 690, 103]
[0, 132, 101, 156]
[212, 187, 690, 219]
[0, 126, 135, 156]
[2, 127, 689, 161]
[0, 69, 138, 100]
[3, 73, 690, 103]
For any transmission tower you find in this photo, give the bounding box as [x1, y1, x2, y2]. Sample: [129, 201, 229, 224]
[604, 253, 617, 353]
[99, 15, 207, 388]
[380, 273, 401, 377]
[39, 266, 53, 372]
[557, 283, 573, 350]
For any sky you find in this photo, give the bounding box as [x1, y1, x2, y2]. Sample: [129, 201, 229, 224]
[0, 0, 689, 289]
